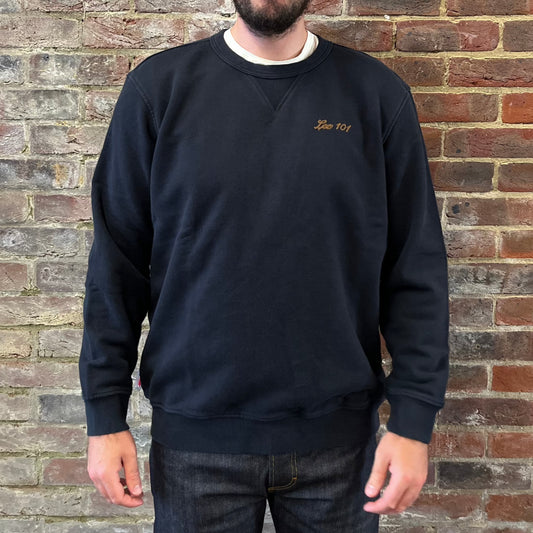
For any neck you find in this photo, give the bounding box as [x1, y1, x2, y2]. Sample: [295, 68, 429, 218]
[229, 16, 308, 61]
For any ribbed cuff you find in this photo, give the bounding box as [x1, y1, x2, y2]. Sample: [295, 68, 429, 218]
[84, 394, 130, 436]
[386, 394, 440, 444]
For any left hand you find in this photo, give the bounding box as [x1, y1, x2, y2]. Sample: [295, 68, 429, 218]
[363, 430, 428, 514]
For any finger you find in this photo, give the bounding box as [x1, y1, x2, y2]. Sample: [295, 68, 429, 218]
[364, 470, 410, 514]
[122, 446, 143, 498]
[364, 448, 390, 498]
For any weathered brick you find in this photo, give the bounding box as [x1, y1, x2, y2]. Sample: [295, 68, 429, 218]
[439, 398, 533, 427]
[84, 0, 130, 11]
[439, 461, 530, 490]
[499, 163, 533, 192]
[500, 230, 533, 258]
[37, 262, 87, 292]
[0, 191, 30, 222]
[495, 297, 533, 326]
[447, 0, 533, 15]
[0, 296, 82, 326]
[503, 93, 533, 124]
[488, 432, 533, 458]
[306, 20, 393, 51]
[43, 522, 139, 533]
[347, 0, 440, 15]
[492, 365, 533, 392]
[397, 21, 498, 52]
[430, 430, 485, 458]
[82, 15, 186, 48]
[449, 58, 533, 87]
[0, 159, 80, 189]
[39, 329, 83, 358]
[187, 15, 233, 42]
[30, 125, 107, 155]
[307, 0, 343, 16]
[84, 90, 119, 121]
[135, 0, 230, 13]
[430, 161, 494, 191]
[0, 0, 22, 13]
[0, 519, 42, 532]
[0, 54, 23, 83]
[0, 89, 78, 120]
[414, 93, 498, 123]
[0, 123, 25, 154]
[380, 57, 445, 87]
[39, 394, 85, 423]
[42, 457, 91, 485]
[0, 457, 38, 485]
[447, 364, 487, 392]
[0, 391, 31, 420]
[408, 493, 481, 520]
[449, 296, 493, 326]
[486, 495, 533, 522]
[25, 0, 83, 10]
[503, 20, 533, 51]
[0, 15, 79, 48]
[443, 229, 496, 258]
[0, 360, 80, 387]
[446, 198, 533, 226]
[449, 330, 532, 362]
[445, 128, 533, 158]
[29, 53, 129, 86]
[0, 262, 27, 290]
[0, 426, 86, 452]
[34, 195, 92, 223]
[421, 126, 442, 156]
[0, 330, 32, 358]
[449, 263, 533, 295]
[0, 228, 80, 257]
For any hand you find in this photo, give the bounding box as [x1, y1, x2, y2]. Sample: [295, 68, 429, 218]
[87, 429, 144, 507]
[363, 430, 428, 514]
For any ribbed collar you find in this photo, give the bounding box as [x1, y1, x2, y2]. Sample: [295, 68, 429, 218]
[210, 28, 333, 79]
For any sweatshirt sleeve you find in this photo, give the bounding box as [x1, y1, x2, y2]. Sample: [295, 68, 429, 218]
[79, 72, 155, 436]
[379, 88, 450, 445]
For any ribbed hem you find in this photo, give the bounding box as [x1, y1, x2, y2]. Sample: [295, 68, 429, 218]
[151, 404, 380, 455]
[386, 394, 441, 444]
[84, 394, 130, 436]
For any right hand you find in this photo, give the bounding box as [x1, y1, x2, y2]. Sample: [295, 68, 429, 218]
[87, 429, 144, 507]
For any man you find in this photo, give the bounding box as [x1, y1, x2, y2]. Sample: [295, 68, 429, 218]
[79, 0, 450, 531]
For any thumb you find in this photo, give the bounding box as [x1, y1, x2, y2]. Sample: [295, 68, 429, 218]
[364, 448, 389, 498]
[123, 447, 142, 497]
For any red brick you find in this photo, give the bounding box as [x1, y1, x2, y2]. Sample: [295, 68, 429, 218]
[0, 296, 82, 326]
[499, 163, 533, 192]
[492, 365, 533, 392]
[495, 297, 533, 326]
[414, 93, 498, 123]
[397, 21, 498, 52]
[347, 0, 440, 15]
[447, 364, 488, 392]
[430, 430, 485, 458]
[34, 194, 92, 223]
[84, 90, 119, 121]
[445, 128, 533, 158]
[0, 331, 32, 358]
[380, 57, 445, 87]
[421, 127, 442, 156]
[0, 360, 80, 388]
[449, 297, 493, 327]
[0, 392, 32, 421]
[30, 125, 107, 155]
[306, 20, 393, 51]
[443, 229, 496, 258]
[0, 16, 79, 48]
[85, 0, 130, 10]
[486, 495, 533, 522]
[135, 0, 229, 13]
[500, 231, 533, 258]
[409, 493, 482, 519]
[187, 17, 232, 43]
[503, 94, 533, 124]
[447, 0, 533, 15]
[445, 198, 533, 226]
[0, 123, 25, 155]
[0, 192, 30, 223]
[0, 426, 86, 453]
[308, 0, 343, 15]
[450, 58, 533, 87]
[488, 432, 533, 458]
[25, 0, 84, 11]
[82, 15, 186, 48]
[0, 263, 27, 291]
[42, 458, 91, 485]
[503, 20, 533, 51]
[429, 161, 494, 191]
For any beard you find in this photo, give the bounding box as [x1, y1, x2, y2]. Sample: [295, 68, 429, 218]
[232, 0, 312, 37]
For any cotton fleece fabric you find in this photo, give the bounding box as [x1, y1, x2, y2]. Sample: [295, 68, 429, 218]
[79, 29, 450, 455]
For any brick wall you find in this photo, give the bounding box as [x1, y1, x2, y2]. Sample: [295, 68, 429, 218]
[0, 0, 532, 531]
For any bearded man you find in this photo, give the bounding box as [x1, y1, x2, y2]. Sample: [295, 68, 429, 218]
[80, 1, 450, 531]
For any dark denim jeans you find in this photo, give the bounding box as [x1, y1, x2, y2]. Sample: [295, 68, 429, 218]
[149, 433, 380, 532]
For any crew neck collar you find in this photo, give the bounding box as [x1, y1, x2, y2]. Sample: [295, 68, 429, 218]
[210, 28, 332, 79]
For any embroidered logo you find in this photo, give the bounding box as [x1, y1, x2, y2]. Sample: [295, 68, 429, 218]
[314, 119, 352, 133]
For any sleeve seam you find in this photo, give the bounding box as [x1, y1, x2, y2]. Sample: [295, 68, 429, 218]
[127, 71, 159, 133]
[381, 89, 411, 145]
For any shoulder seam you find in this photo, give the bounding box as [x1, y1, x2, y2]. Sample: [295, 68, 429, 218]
[126, 71, 159, 132]
[381, 88, 411, 144]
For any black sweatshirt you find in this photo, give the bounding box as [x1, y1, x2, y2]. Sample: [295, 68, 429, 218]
[79, 29, 450, 454]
